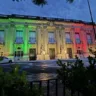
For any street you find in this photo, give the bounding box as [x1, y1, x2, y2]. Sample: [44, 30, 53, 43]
[0, 58, 90, 81]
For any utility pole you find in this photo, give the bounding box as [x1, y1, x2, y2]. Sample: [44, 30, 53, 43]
[87, 0, 96, 40]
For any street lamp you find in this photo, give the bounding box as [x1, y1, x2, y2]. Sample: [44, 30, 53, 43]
[86, 0, 96, 40]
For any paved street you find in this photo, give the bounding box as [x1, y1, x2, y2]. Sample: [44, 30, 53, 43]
[0, 60, 59, 81]
[0, 58, 90, 81]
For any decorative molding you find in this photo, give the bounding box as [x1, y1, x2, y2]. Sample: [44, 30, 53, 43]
[56, 26, 59, 29]
[43, 25, 47, 29]
[47, 21, 54, 26]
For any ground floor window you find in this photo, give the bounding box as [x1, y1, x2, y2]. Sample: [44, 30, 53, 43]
[14, 51, 23, 57]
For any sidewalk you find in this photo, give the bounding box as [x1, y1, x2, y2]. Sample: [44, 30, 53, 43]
[13, 58, 79, 63]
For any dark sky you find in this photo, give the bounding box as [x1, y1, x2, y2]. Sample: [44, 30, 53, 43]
[0, 0, 96, 22]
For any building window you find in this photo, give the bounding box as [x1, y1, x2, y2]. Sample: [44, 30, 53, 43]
[14, 51, 23, 57]
[87, 33, 92, 44]
[48, 32, 56, 44]
[29, 31, 36, 44]
[15, 30, 23, 44]
[65, 32, 72, 43]
[75, 33, 81, 44]
[0, 30, 4, 44]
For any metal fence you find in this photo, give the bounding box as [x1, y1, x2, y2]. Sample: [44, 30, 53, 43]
[29, 79, 82, 96]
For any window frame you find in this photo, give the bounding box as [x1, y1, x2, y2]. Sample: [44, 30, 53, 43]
[65, 32, 72, 44]
[48, 32, 56, 44]
[75, 33, 81, 44]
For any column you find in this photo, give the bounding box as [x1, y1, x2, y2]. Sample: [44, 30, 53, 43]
[63, 27, 67, 58]
[24, 24, 29, 60]
[56, 27, 61, 59]
[37, 26, 42, 60]
[5, 25, 9, 56]
[61, 27, 65, 59]
[43, 26, 50, 60]
[81, 27, 88, 57]
[8, 23, 15, 59]
[71, 27, 76, 58]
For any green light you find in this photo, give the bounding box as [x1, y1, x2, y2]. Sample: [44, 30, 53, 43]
[0, 18, 38, 56]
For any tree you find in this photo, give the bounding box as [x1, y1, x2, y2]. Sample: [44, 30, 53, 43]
[0, 65, 43, 96]
[13, 0, 74, 6]
[57, 57, 96, 96]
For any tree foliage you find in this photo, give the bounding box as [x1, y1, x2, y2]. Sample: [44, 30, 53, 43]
[57, 56, 96, 96]
[0, 65, 43, 96]
[13, 0, 74, 6]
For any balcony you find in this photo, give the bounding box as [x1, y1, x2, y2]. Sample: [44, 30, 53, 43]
[65, 38, 72, 44]
[15, 37, 23, 44]
[29, 37, 36, 44]
[48, 38, 56, 44]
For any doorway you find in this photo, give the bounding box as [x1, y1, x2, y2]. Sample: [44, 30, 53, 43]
[14, 51, 23, 60]
[49, 48, 55, 59]
[29, 48, 36, 60]
[67, 48, 73, 58]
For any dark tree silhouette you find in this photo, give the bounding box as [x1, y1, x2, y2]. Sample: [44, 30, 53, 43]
[13, 0, 74, 6]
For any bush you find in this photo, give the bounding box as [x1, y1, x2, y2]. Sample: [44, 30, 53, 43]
[57, 56, 96, 96]
[0, 57, 3, 61]
[0, 65, 43, 96]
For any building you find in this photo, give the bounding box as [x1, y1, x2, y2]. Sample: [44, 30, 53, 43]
[0, 14, 96, 61]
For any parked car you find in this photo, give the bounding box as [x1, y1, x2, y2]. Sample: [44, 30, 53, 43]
[0, 56, 13, 63]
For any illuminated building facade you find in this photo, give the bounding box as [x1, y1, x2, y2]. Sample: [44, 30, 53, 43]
[0, 14, 96, 61]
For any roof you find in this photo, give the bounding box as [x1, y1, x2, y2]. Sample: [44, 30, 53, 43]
[0, 14, 95, 25]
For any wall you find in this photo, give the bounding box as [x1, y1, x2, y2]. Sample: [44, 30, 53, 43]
[0, 17, 95, 60]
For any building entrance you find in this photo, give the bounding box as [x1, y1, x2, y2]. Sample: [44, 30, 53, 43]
[29, 48, 36, 60]
[67, 48, 73, 58]
[14, 47, 23, 61]
[49, 48, 55, 59]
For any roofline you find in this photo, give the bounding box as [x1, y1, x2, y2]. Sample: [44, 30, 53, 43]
[0, 14, 95, 25]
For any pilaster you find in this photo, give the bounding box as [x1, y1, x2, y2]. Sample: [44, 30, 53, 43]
[24, 23, 28, 55]
[60, 27, 66, 59]
[80, 27, 88, 57]
[43, 26, 50, 60]
[37, 26, 42, 60]
[56, 27, 61, 59]
[5, 25, 10, 56]
[9, 23, 15, 55]
[71, 27, 76, 58]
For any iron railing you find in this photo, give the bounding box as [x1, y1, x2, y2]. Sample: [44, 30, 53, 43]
[29, 79, 82, 96]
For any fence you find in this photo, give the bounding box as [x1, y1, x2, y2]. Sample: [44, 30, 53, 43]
[29, 79, 82, 96]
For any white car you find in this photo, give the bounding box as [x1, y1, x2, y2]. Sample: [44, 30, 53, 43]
[0, 56, 13, 63]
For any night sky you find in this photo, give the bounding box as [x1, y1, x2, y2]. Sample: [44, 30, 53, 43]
[0, 0, 96, 22]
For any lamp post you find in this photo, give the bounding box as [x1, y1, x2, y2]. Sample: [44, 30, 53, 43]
[87, 0, 96, 40]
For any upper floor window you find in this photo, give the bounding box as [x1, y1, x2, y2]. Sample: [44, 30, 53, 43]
[48, 32, 56, 44]
[0, 30, 4, 44]
[65, 32, 72, 43]
[15, 30, 23, 44]
[87, 33, 92, 44]
[29, 31, 36, 44]
[75, 33, 81, 44]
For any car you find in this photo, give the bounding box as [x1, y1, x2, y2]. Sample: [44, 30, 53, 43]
[0, 56, 13, 64]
